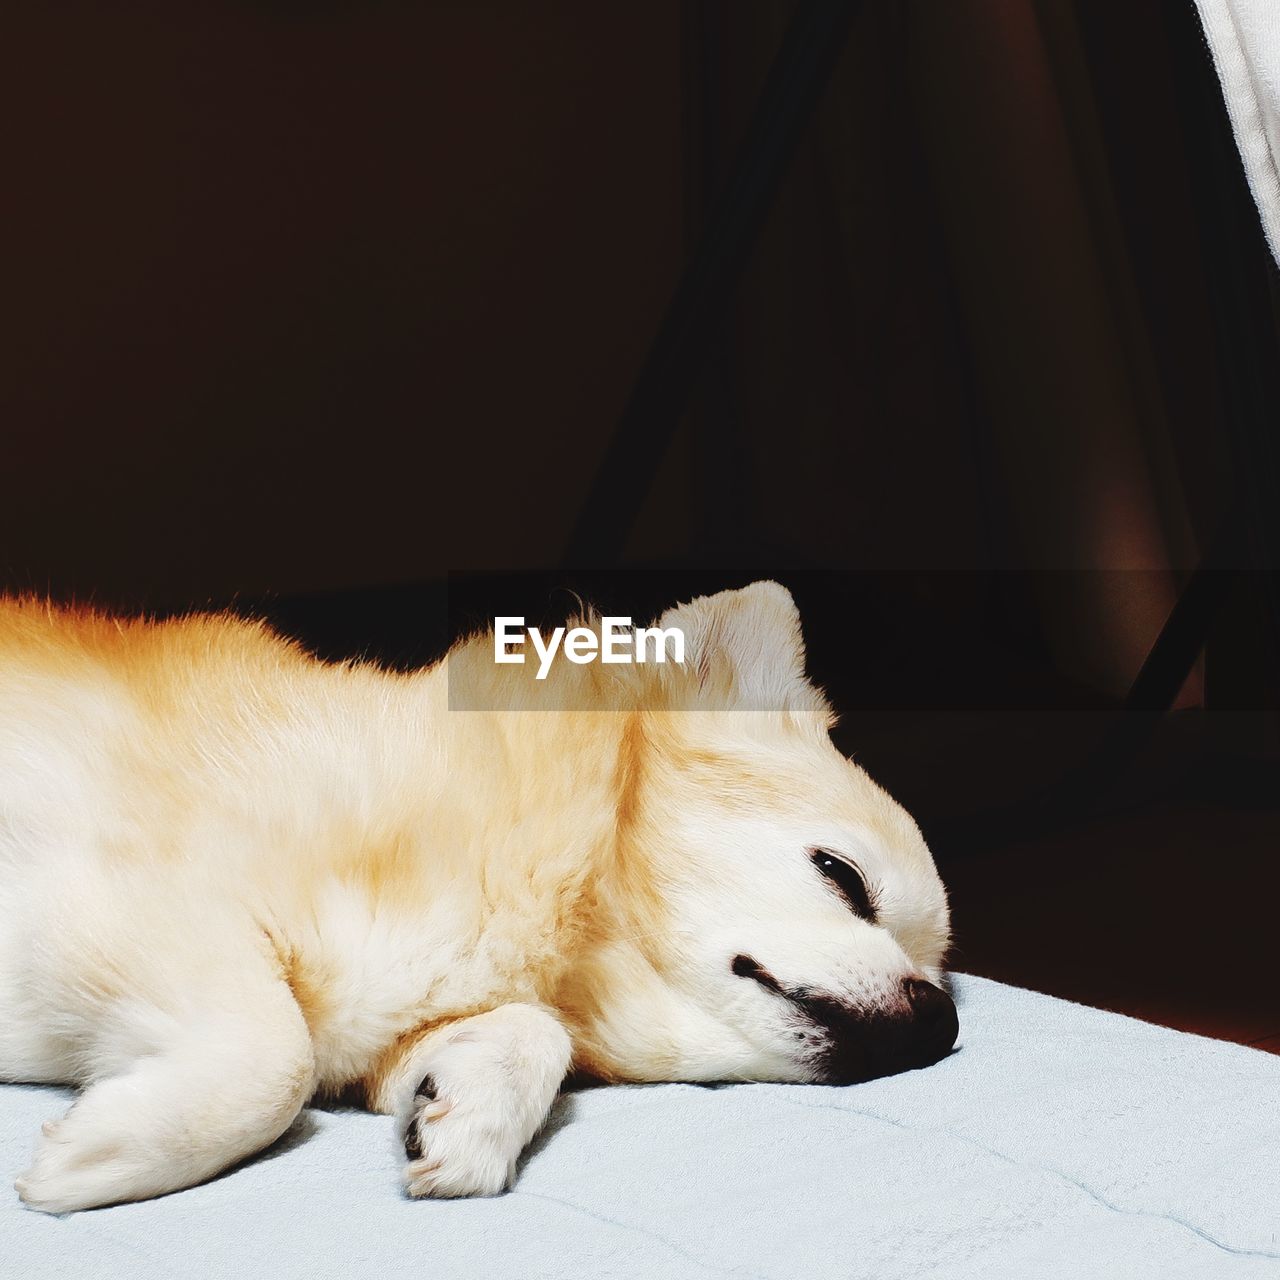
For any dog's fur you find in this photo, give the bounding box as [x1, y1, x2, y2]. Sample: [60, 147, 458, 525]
[0, 582, 952, 1212]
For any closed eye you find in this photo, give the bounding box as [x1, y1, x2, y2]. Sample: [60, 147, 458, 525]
[809, 848, 877, 921]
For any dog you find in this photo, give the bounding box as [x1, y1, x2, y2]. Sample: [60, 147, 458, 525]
[0, 581, 954, 1213]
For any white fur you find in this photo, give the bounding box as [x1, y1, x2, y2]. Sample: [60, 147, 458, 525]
[395, 1005, 571, 1198]
[0, 585, 951, 1211]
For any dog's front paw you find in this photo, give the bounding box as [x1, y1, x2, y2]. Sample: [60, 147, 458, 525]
[401, 1072, 523, 1198]
[392, 1005, 570, 1200]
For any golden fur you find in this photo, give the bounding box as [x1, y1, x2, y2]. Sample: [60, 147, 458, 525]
[0, 583, 951, 1211]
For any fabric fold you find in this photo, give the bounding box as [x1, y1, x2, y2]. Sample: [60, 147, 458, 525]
[1195, 0, 1280, 265]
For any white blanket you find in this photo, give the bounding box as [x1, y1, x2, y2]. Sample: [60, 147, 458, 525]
[1196, 0, 1280, 264]
[2, 975, 1277, 1279]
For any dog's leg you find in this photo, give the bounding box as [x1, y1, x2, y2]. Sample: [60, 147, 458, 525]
[370, 1003, 571, 1198]
[15, 960, 315, 1214]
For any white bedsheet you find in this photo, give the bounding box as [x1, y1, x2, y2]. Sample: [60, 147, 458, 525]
[2, 975, 1277, 1279]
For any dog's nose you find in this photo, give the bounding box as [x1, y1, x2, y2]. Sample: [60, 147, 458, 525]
[813, 977, 958, 1084]
[900, 977, 959, 1062]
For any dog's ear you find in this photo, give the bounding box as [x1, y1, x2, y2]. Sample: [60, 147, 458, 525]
[657, 581, 826, 715]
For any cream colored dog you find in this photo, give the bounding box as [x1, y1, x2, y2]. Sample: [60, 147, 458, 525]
[0, 582, 954, 1214]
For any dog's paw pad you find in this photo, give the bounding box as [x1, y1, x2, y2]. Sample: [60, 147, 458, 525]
[403, 1127, 422, 1160]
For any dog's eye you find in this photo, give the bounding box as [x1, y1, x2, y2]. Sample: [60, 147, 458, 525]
[810, 848, 876, 921]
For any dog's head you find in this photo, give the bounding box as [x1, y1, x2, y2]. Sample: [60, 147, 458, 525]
[570, 582, 955, 1086]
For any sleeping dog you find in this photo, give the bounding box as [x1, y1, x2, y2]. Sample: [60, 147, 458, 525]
[0, 582, 955, 1212]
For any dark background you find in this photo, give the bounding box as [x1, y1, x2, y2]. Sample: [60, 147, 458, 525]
[5, 1, 1278, 1044]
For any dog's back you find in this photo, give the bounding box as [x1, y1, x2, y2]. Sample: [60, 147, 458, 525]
[0, 602, 433, 1083]
[0, 599, 613, 1091]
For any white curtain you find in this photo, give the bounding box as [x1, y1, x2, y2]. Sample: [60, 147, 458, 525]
[1196, 0, 1280, 266]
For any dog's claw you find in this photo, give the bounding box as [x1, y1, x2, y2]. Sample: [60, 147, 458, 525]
[404, 1158, 444, 1198]
[404, 1082, 453, 1158]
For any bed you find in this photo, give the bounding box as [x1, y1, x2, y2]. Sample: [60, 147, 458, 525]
[2, 975, 1276, 1279]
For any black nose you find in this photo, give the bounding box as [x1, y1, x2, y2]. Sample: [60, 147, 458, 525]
[808, 976, 958, 1084]
[901, 977, 959, 1062]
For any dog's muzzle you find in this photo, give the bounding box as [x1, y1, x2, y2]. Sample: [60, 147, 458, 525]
[733, 957, 959, 1084]
[805, 976, 958, 1084]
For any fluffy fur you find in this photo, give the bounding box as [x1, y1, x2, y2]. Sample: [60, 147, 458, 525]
[0, 582, 952, 1212]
